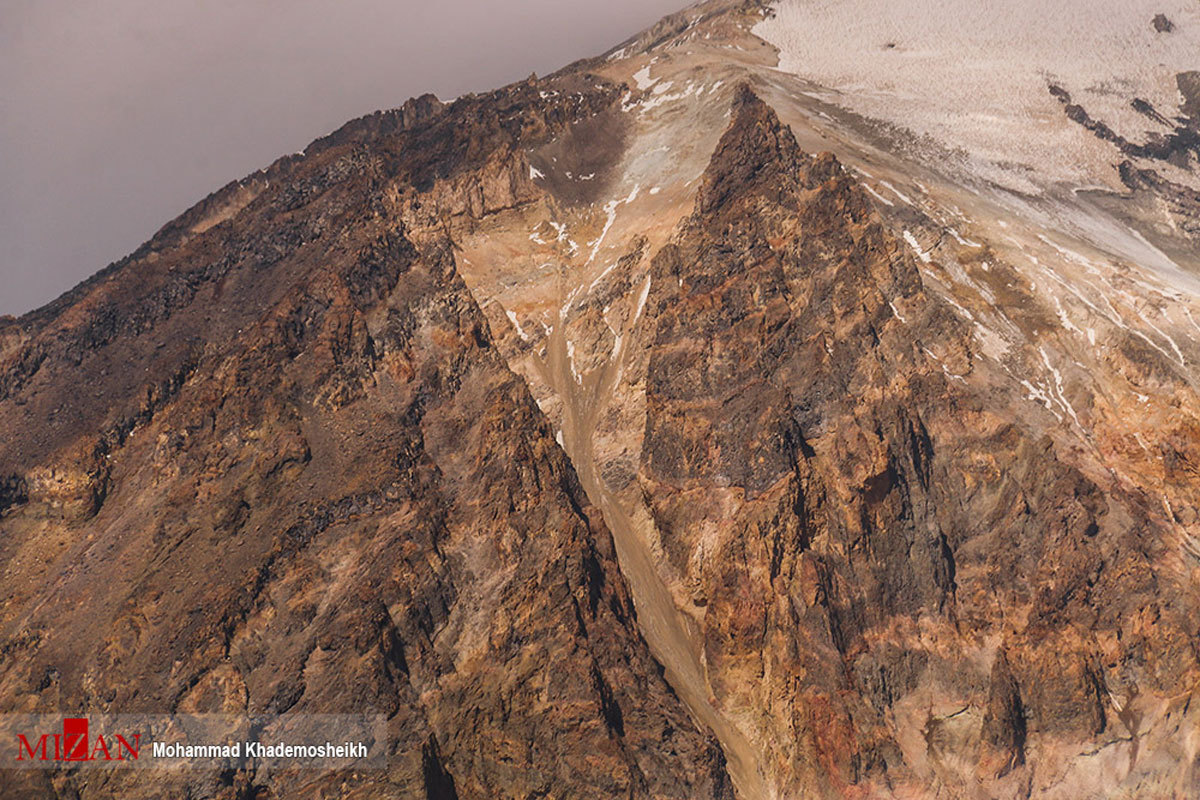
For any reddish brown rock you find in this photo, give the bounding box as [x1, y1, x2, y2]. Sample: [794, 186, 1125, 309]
[6, 1, 1200, 795]
[635, 87, 1200, 798]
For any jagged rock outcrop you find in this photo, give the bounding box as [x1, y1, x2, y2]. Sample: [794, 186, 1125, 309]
[0, 78, 732, 800]
[635, 87, 1200, 798]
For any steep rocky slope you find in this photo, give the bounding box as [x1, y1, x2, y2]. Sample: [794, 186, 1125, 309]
[0, 83, 731, 800]
[4, 0, 1200, 798]
[638, 86, 1200, 799]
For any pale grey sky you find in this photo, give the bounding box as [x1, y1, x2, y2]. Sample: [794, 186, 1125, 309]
[0, 0, 687, 316]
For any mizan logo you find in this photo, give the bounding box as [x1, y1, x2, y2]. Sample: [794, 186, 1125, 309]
[17, 718, 141, 762]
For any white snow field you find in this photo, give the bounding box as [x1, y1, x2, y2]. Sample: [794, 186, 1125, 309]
[754, 0, 1200, 193]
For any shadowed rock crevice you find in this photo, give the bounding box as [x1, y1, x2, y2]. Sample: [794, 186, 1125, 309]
[422, 734, 461, 800]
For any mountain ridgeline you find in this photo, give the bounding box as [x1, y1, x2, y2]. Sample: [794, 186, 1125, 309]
[3, 1, 1200, 798]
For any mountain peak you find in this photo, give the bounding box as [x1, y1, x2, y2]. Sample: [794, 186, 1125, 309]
[6, 2, 1200, 799]
[696, 84, 805, 215]
[692, 86, 871, 250]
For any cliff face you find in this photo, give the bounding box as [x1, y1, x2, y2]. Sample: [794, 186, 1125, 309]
[5, 1, 1200, 798]
[636, 87, 1200, 798]
[0, 79, 731, 800]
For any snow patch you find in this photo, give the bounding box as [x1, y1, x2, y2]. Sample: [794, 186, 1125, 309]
[864, 184, 895, 206]
[1053, 296, 1084, 336]
[903, 230, 932, 263]
[948, 227, 981, 248]
[586, 185, 640, 266]
[1040, 346, 1082, 427]
[880, 181, 913, 205]
[634, 275, 652, 321]
[566, 340, 582, 384]
[506, 309, 531, 342]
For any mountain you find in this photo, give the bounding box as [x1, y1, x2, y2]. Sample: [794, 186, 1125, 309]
[3, 1, 1200, 798]
[0, 82, 731, 800]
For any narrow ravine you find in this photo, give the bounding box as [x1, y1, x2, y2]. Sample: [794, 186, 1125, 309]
[534, 301, 771, 800]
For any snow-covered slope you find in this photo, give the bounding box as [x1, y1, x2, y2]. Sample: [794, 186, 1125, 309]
[754, 0, 1200, 193]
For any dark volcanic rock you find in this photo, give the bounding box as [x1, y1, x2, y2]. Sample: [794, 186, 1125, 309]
[1049, 81, 1200, 172]
[1178, 71, 1200, 121]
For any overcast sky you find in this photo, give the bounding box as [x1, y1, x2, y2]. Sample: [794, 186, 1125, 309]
[0, 0, 688, 317]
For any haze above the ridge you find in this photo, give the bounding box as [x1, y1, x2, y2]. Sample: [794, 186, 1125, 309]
[0, 0, 684, 316]
[756, 0, 1200, 192]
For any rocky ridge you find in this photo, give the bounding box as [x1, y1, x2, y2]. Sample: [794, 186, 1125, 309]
[0, 76, 731, 800]
[3, 0, 1200, 798]
[637, 86, 1200, 799]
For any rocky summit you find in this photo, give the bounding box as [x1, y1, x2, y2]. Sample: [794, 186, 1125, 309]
[4, 1, 1200, 798]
